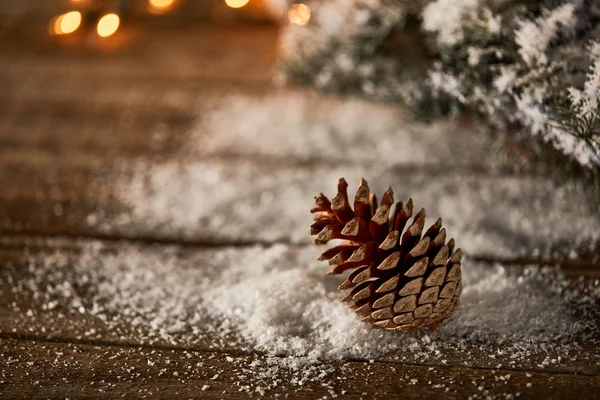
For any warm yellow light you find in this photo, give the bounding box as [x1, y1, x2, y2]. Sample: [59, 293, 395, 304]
[51, 11, 82, 35]
[149, 0, 175, 11]
[61, 12, 82, 33]
[97, 13, 120, 38]
[225, 0, 249, 9]
[288, 3, 311, 26]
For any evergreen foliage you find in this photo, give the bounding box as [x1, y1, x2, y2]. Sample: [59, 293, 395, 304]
[278, 0, 600, 187]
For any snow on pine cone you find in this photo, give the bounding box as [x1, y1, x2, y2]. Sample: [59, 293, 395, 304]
[310, 178, 462, 332]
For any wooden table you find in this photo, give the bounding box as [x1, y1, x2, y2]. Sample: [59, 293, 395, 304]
[1, 22, 599, 399]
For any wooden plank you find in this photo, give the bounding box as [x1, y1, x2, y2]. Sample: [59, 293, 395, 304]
[0, 72, 271, 116]
[2, 21, 594, 262]
[1, 237, 598, 376]
[0, 338, 598, 399]
[0, 96, 201, 159]
[0, 23, 495, 170]
[0, 100, 195, 157]
[0, 86, 499, 173]
[1, 17, 597, 398]
[0, 25, 278, 83]
[0, 151, 598, 263]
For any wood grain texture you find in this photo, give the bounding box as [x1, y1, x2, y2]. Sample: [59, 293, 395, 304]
[0, 151, 598, 266]
[1, 338, 599, 400]
[1, 237, 598, 377]
[0, 25, 278, 81]
[1, 19, 599, 398]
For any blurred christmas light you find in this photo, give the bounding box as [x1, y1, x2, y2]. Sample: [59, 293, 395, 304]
[149, 0, 175, 12]
[288, 3, 310, 26]
[51, 11, 82, 35]
[97, 13, 120, 37]
[225, 0, 250, 9]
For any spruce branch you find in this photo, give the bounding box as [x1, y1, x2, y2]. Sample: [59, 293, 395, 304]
[276, 0, 600, 194]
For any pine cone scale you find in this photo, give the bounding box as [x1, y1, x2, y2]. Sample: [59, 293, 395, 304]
[376, 274, 400, 294]
[379, 230, 399, 250]
[350, 266, 372, 285]
[310, 178, 463, 333]
[405, 257, 428, 277]
[377, 251, 401, 271]
[372, 292, 394, 309]
[394, 295, 417, 313]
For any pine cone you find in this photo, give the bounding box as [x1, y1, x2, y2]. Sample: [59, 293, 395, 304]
[310, 178, 462, 332]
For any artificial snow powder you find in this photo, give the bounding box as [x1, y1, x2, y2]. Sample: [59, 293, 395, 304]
[53, 89, 600, 390]
[88, 91, 600, 259]
[194, 92, 496, 167]
[105, 156, 600, 259]
[10, 241, 599, 380]
[7, 89, 599, 394]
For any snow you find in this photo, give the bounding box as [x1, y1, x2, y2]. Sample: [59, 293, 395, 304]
[546, 125, 600, 167]
[278, 0, 407, 103]
[91, 91, 600, 259]
[422, 0, 480, 47]
[9, 241, 600, 386]
[558, 41, 600, 166]
[568, 45, 600, 122]
[428, 67, 466, 103]
[106, 159, 600, 259]
[55, 88, 600, 388]
[278, 0, 600, 169]
[515, 4, 576, 66]
[422, 1, 501, 48]
[515, 95, 548, 135]
[5, 19, 599, 391]
[493, 69, 517, 94]
[194, 91, 494, 166]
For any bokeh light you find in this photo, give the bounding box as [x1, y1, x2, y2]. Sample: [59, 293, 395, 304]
[97, 13, 120, 38]
[225, 0, 250, 9]
[149, 0, 175, 12]
[288, 3, 310, 26]
[51, 11, 82, 35]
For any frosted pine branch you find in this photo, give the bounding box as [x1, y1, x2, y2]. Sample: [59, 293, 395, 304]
[514, 4, 576, 66]
[275, 0, 600, 176]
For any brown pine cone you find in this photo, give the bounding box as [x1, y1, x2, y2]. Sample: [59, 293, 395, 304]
[310, 178, 462, 332]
